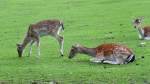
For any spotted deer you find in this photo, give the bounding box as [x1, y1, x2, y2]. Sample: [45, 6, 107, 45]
[133, 17, 150, 40]
[17, 19, 64, 57]
[69, 43, 135, 64]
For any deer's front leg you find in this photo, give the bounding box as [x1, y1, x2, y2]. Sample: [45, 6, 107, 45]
[35, 37, 40, 57]
[90, 53, 105, 63]
[102, 60, 119, 64]
[37, 42, 40, 57]
[56, 35, 64, 56]
[90, 58, 104, 63]
[90, 56, 105, 63]
[28, 40, 35, 57]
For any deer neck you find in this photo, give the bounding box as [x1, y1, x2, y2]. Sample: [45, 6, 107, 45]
[136, 25, 144, 39]
[21, 35, 31, 49]
[78, 46, 96, 57]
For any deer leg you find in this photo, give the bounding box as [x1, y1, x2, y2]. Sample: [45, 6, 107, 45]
[104, 57, 125, 64]
[28, 40, 35, 57]
[37, 41, 40, 57]
[90, 57, 119, 64]
[102, 60, 119, 64]
[102, 54, 125, 64]
[101, 56, 120, 64]
[145, 37, 150, 40]
[35, 37, 40, 57]
[90, 57, 104, 63]
[56, 35, 64, 56]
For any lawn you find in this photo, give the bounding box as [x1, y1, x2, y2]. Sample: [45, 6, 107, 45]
[0, 0, 150, 84]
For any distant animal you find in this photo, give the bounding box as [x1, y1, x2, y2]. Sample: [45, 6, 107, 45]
[133, 17, 150, 40]
[17, 19, 64, 57]
[69, 43, 135, 64]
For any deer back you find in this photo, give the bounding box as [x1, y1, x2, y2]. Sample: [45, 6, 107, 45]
[95, 43, 133, 57]
[28, 20, 62, 36]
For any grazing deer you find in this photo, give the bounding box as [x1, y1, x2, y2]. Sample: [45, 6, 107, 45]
[133, 17, 150, 40]
[17, 19, 64, 57]
[69, 43, 135, 64]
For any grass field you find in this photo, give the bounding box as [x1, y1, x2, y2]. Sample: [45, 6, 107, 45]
[0, 0, 150, 84]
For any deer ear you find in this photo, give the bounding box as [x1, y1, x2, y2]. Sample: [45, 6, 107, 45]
[132, 18, 139, 24]
[72, 43, 81, 48]
[74, 43, 81, 47]
[136, 17, 144, 21]
[76, 44, 81, 47]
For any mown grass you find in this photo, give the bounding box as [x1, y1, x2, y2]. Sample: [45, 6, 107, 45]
[0, 0, 150, 84]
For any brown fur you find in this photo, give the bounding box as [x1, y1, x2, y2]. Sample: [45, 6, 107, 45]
[17, 19, 64, 57]
[69, 43, 134, 64]
[95, 43, 132, 57]
[133, 18, 150, 39]
[143, 26, 150, 37]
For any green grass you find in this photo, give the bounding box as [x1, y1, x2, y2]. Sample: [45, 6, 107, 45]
[0, 0, 150, 84]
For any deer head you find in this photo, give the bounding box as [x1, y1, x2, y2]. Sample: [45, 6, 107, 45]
[17, 44, 24, 57]
[133, 17, 143, 28]
[68, 44, 81, 59]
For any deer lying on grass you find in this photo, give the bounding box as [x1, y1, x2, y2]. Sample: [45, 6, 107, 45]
[17, 19, 64, 57]
[69, 43, 135, 64]
[133, 17, 150, 40]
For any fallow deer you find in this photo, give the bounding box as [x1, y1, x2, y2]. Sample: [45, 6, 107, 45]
[17, 19, 64, 57]
[133, 17, 150, 40]
[69, 43, 135, 64]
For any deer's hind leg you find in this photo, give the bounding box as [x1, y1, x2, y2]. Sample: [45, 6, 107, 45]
[102, 54, 125, 64]
[103, 56, 125, 64]
[102, 60, 119, 64]
[90, 58, 103, 63]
